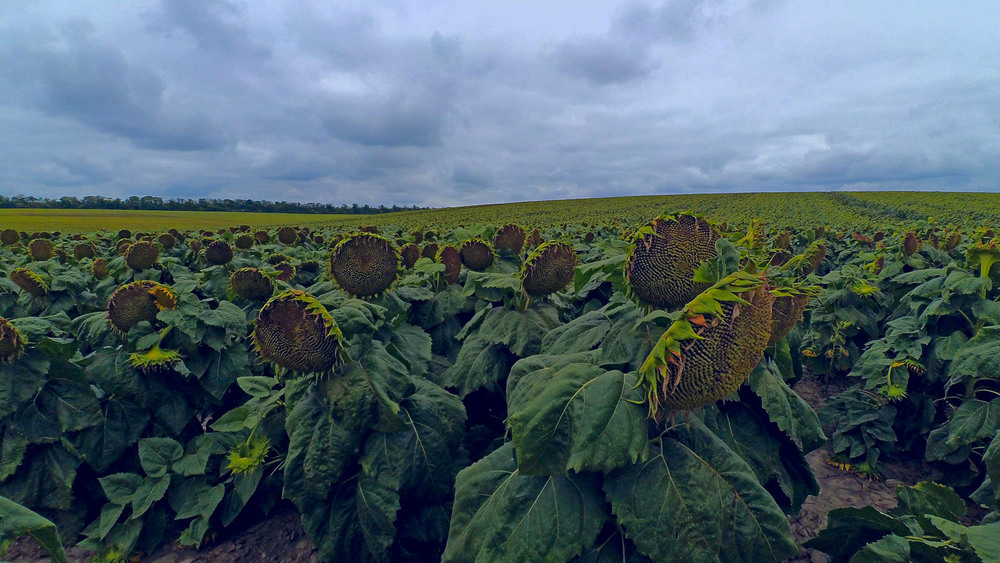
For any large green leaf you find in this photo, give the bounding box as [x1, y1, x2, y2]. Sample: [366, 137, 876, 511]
[893, 481, 966, 532]
[950, 326, 1000, 384]
[441, 335, 511, 398]
[386, 323, 433, 377]
[507, 363, 647, 475]
[927, 516, 1000, 563]
[925, 398, 1000, 461]
[283, 381, 387, 560]
[443, 443, 606, 563]
[98, 473, 144, 506]
[73, 399, 148, 473]
[130, 475, 170, 519]
[355, 340, 415, 405]
[986, 431, 1000, 495]
[410, 284, 469, 328]
[291, 471, 393, 561]
[0, 445, 80, 511]
[198, 345, 249, 401]
[849, 534, 911, 563]
[200, 300, 247, 333]
[0, 495, 68, 563]
[704, 401, 819, 514]
[570, 529, 651, 563]
[506, 350, 600, 397]
[540, 310, 612, 356]
[0, 351, 48, 419]
[748, 360, 826, 452]
[476, 305, 561, 357]
[604, 420, 797, 563]
[138, 437, 184, 479]
[804, 506, 912, 561]
[354, 451, 402, 562]
[36, 379, 102, 433]
[0, 429, 28, 482]
[597, 307, 651, 370]
[168, 478, 224, 521]
[361, 379, 467, 500]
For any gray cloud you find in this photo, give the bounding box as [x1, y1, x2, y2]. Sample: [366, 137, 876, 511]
[147, 0, 271, 58]
[554, 37, 657, 85]
[1, 18, 224, 151]
[0, 1, 997, 207]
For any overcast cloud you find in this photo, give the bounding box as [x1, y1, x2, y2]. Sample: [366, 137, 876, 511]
[1, 1, 997, 207]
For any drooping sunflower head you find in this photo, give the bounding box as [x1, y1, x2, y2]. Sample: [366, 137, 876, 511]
[252, 289, 345, 374]
[115, 238, 134, 255]
[92, 257, 110, 280]
[128, 343, 182, 374]
[520, 241, 577, 297]
[27, 239, 55, 261]
[493, 224, 526, 254]
[124, 240, 160, 270]
[800, 241, 827, 275]
[157, 233, 176, 250]
[204, 240, 234, 266]
[329, 233, 400, 298]
[73, 242, 96, 260]
[0, 229, 19, 246]
[275, 262, 296, 282]
[10, 268, 49, 297]
[400, 243, 421, 269]
[902, 231, 921, 256]
[277, 226, 297, 245]
[435, 245, 462, 284]
[768, 292, 810, 347]
[527, 228, 542, 248]
[638, 272, 774, 418]
[0, 318, 27, 363]
[234, 233, 254, 250]
[267, 252, 291, 265]
[107, 280, 177, 334]
[625, 213, 721, 309]
[460, 238, 495, 272]
[229, 267, 275, 301]
[421, 242, 439, 260]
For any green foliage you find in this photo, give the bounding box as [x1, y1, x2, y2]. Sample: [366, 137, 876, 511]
[0, 495, 68, 563]
[6, 204, 922, 562]
[806, 482, 1000, 563]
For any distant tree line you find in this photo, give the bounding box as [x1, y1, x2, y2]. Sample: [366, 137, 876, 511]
[0, 194, 427, 215]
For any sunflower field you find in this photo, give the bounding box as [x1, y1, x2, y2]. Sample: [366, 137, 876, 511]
[2, 191, 1000, 563]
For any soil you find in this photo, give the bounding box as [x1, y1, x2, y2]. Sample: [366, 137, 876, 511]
[0, 371, 967, 563]
[786, 371, 938, 563]
[2, 504, 319, 563]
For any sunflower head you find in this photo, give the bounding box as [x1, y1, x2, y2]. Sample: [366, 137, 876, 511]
[227, 436, 271, 476]
[0, 318, 27, 363]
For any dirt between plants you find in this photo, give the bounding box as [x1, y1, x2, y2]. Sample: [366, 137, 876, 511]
[1, 371, 944, 563]
[2, 505, 319, 563]
[787, 371, 938, 563]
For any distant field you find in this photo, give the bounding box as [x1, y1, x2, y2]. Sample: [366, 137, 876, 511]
[3, 191, 999, 233]
[358, 191, 1000, 230]
[0, 209, 350, 233]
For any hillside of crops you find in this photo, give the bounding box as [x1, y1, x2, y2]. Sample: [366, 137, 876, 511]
[6, 191, 1000, 235]
[331, 191, 1000, 232]
[1, 193, 1000, 563]
[0, 210, 353, 233]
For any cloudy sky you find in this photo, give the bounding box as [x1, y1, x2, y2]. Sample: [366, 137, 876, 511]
[1, 1, 997, 207]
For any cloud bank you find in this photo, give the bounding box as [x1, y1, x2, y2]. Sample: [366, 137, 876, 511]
[1, 1, 997, 207]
